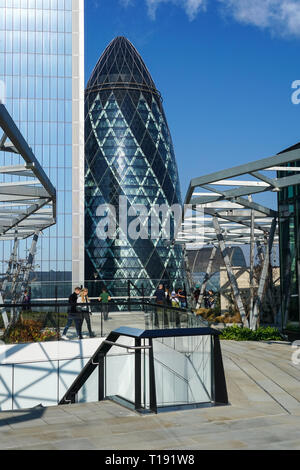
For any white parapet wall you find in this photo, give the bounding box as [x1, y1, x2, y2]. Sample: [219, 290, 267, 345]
[0, 338, 103, 411]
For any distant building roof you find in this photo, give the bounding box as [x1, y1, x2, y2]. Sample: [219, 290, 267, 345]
[187, 247, 246, 273]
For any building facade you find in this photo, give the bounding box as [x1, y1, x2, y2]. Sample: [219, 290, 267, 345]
[278, 143, 300, 328]
[0, 0, 85, 298]
[85, 36, 185, 297]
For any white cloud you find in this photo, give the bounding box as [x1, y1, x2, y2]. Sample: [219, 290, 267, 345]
[185, 0, 208, 19]
[218, 0, 300, 37]
[145, 0, 207, 21]
[120, 0, 300, 36]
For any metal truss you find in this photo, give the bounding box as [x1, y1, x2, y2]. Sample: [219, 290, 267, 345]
[0, 104, 56, 240]
[177, 147, 300, 247]
[177, 146, 300, 330]
[0, 104, 56, 328]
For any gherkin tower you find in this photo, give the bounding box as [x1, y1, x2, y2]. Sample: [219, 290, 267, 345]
[85, 36, 185, 296]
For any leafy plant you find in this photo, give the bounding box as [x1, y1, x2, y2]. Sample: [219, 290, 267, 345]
[219, 325, 283, 341]
[3, 319, 58, 344]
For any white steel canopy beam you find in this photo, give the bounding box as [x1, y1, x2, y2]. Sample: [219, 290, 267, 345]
[0, 104, 56, 240]
[179, 146, 300, 247]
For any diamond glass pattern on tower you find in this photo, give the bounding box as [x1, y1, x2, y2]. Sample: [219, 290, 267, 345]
[85, 37, 185, 296]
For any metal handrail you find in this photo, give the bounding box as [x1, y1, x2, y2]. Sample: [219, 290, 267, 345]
[103, 340, 152, 350]
[59, 325, 228, 413]
[0, 298, 192, 315]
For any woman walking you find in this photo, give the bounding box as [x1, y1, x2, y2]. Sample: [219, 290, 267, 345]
[77, 288, 95, 338]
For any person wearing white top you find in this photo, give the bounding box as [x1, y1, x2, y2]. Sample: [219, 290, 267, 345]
[77, 288, 95, 338]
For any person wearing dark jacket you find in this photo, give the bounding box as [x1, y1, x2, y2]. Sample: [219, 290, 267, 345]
[154, 284, 165, 327]
[61, 287, 81, 340]
[155, 284, 165, 304]
[193, 285, 200, 306]
[22, 289, 31, 311]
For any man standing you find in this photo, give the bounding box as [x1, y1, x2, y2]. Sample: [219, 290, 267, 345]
[61, 287, 81, 340]
[193, 284, 200, 307]
[177, 288, 187, 308]
[154, 283, 165, 328]
[155, 284, 165, 304]
[98, 287, 111, 321]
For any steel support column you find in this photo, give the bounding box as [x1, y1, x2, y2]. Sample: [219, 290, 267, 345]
[0, 233, 18, 328]
[196, 245, 217, 309]
[213, 216, 248, 327]
[183, 246, 192, 299]
[249, 196, 255, 319]
[251, 217, 277, 330]
[282, 250, 292, 330]
[20, 230, 40, 297]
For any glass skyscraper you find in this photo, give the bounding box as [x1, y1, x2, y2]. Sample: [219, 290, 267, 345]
[85, 36, 185, 296]
[0, 0, 85, 297]
[278, 143, 300, 328]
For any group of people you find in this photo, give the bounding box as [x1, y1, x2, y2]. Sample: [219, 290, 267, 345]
[61, 286, 111, 340]
[155, 284, 187, 309]
[192, 285, 215, 309]
[155, 283, 215, 310]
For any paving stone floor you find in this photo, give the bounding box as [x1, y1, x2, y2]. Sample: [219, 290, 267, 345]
[1, 340, 300, 450]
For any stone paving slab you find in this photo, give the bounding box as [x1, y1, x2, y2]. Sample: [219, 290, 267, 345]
[1, 340, 300, 450]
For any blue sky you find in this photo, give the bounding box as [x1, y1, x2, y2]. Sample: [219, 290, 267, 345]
[85, 0, 300, 199]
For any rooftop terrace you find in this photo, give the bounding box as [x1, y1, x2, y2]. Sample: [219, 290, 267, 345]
[1, 339, 299, 450]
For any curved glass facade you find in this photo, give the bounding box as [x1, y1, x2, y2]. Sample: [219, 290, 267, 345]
[85, 36, 184, 296]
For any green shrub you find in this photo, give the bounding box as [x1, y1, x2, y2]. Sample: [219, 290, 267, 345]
[254, 326, 284, 341]
[220, 325, 283, 341]
[3, 319, 58, 344]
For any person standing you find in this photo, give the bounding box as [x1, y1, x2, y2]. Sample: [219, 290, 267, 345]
[171, 289, 179, 308]
[208, 290, 215, 309]
[154, 283, 165, 327]
[165, 287, 172, 306]
[21, 289, 31, 311]
[170, 288, 181, 328]
[163, 287, 171, 328]
[155, 284, 165, 304]
[98, 287, 111, 321]
[61, 287, 82, 340]
[203, 290, 210, 309]
[193, 284, 200, 307]
[177, 288, 187, 308]
[77, 288, 95, 338]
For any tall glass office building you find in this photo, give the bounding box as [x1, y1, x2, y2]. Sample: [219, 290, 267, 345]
[85, 36, 185, 297]
[0, 0, 85, 297]
[278, 143, 300, 328]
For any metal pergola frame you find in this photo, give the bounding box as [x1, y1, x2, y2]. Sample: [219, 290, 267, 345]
[177, 146, 300, 329]
[0, 104, 56, 240]
[0, 104, 56, 327]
